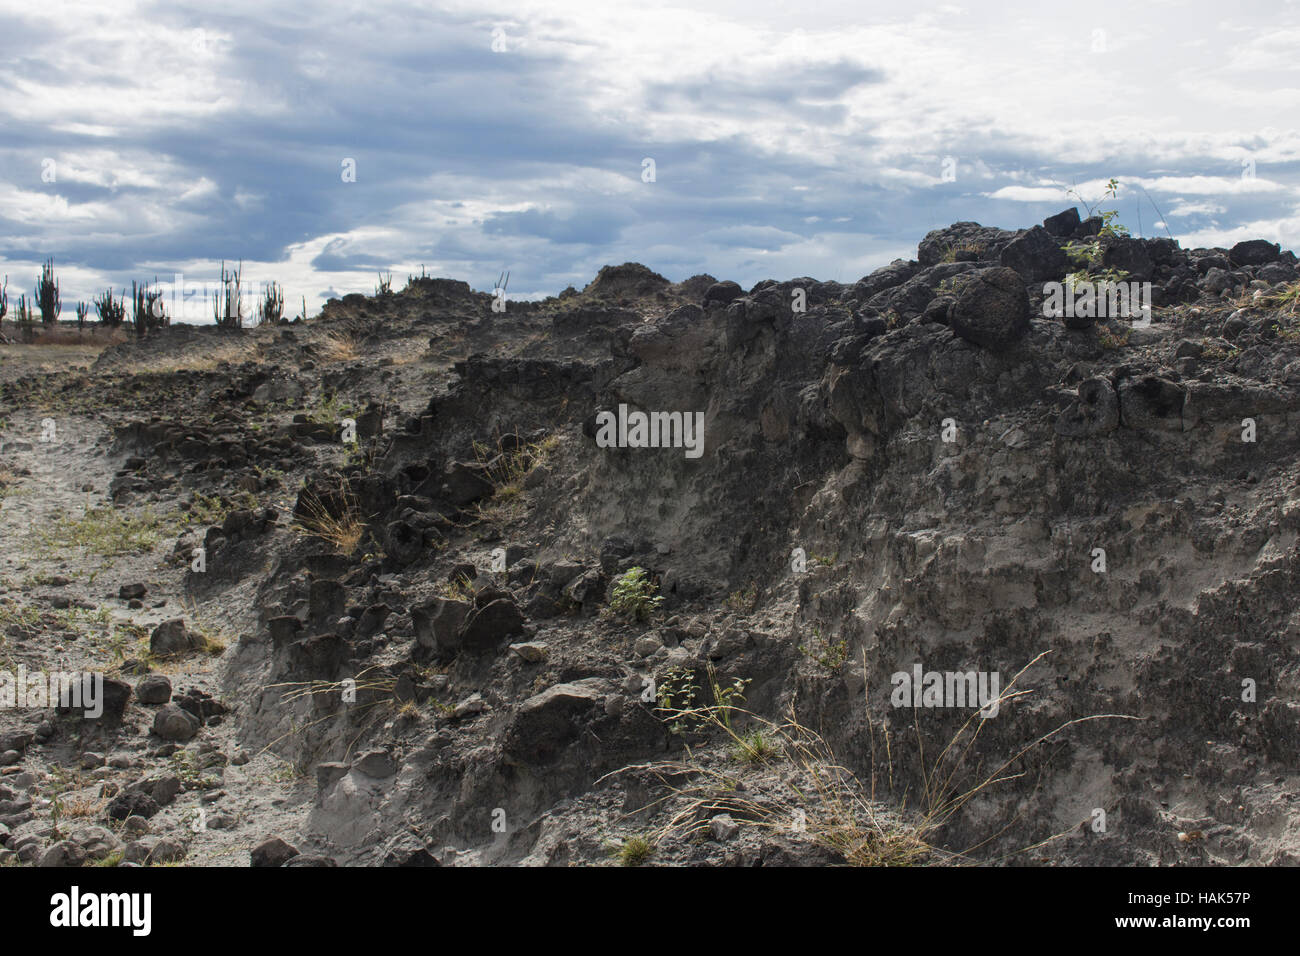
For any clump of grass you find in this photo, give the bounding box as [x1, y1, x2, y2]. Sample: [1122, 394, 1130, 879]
[436, 573, 475, 602]
[36, 505, 162, 556]
[55, 792, 106, 819]
[614, 836, 654, 866]
[626, 650, 1140, 867]
[320, 330, 360, 363]
[473, 431, 558, 497]
[939, 242, 985, 263]
[610, 567, 662, 622]
[262, 665, 401, 751]
[1246, 280, 1300, 315]
[294, 478, 365, 556]
[733, 728, 779, 764]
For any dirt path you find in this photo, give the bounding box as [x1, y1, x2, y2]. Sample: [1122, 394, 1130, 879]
[0, 411, 315, 867]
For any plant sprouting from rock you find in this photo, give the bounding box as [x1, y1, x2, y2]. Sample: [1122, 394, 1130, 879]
[610, 566, 662, 622]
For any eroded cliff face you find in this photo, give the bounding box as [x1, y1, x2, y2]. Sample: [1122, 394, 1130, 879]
[2, 221, 1298, 866]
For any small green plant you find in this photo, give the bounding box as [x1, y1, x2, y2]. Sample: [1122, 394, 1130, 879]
[308, 392, 357, 426]
[610, 566, 662, 622]
[1063, 178, 1131, 282]
[655, 666, 701, 735]
[1200, 338, 1239, 361]
[1095, 323, 1132, 350]
[725, 584, 756, 612]
[798, 628, 849, 672]
[707, 664, 750, 733]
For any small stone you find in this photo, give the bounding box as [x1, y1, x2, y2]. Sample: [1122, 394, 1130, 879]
[151, 775, 181, 806]
[149, 619, 205, 658]
[119, 583, 147, 600]
[147, 837, 186, 863]
[452, 693, 487, 720]
[352, 750, 397, 779]
[508, 642, 548, 663]
[38, 840, 88, 867]
[710, 813, 740, 842]
[79, 752, 105, 770]
[152, 704, 199, 741]
[251, 836, 300, 867]
[634, 635, 662, 657]
[107, 791, 160, 821]
[135, 674, 172, 705]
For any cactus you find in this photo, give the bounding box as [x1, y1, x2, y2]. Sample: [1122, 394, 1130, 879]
[75, 301, 89, 331]
[94, 288, 125, 328]
[16, 294, 35, 342]
[35, 257, 60, 326]
[258, 281, 284, 325]
[213, 260, 243, 328]
[132, 279, 167, 339]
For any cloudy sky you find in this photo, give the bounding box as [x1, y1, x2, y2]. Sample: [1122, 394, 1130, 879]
[1, 0, 1297, 319]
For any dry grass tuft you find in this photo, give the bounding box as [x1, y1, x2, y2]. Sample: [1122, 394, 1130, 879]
[294, 478, 366, 556]
[320, 330, 360, 363]
[609, 652, 1139, 866]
